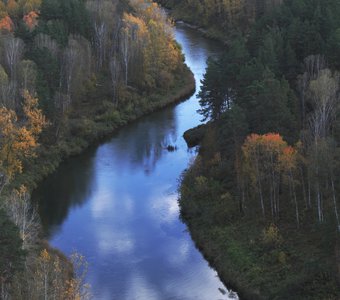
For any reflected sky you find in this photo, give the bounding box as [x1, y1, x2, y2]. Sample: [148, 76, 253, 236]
[32, 24, 234, 299]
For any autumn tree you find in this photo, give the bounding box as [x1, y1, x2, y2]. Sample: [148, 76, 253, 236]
[23, 11, 39, 30]
[14, 249, 91, 300]
[242, 133, 299, 220]
[280, 145, 300, 227]
[0, 91, 47, 194]
[0, 16, 14, 32]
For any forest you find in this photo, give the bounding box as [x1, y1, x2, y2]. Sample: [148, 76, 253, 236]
[0, 0, 193, 298]
[158, 0, 284, 40]
[2, 0, 340, 298]
[177, 0, 340, 298]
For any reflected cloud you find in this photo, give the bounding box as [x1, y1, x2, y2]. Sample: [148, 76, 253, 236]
[101, 108, 179, 175]
[150, 191, 179, 225]
[91, 190, 114, 219]
[96, 227, 135, 255]
[166, 238, 190, 266]
[34, 23, 235, 300]
[125, 272, 160, 300]
[32, 148, 97, 238]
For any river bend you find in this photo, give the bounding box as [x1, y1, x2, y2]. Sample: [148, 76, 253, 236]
[33, 23, 236, 300]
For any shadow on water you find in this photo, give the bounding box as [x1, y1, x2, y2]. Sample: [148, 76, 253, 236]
[33, 149, 96, 237]
[33, 105, 179, 237]
[32, 22, 237, 300]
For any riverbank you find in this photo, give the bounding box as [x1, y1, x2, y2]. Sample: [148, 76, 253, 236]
[159, 2, 229, 44]
[177, 0, 340, 297]
[31, 23, 230, 299]
[180, 139, 340, 299]
[12, 66, 194, 191]
[175, 21, 228, 45]
[0, 65, 194, 297]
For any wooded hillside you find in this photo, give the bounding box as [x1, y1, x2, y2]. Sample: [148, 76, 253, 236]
[0, 0, 193, 298]
[180, 0, 340, 298]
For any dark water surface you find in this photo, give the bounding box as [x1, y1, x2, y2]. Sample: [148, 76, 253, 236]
[33, 24, 237, 300]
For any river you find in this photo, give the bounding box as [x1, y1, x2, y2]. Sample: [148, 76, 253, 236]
[33, 23, 237, 300]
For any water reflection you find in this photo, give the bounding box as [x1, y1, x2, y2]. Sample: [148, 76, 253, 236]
[33, 149, 96, 237]
[105, 107, 179, 175]
[33, 23, 236, 299]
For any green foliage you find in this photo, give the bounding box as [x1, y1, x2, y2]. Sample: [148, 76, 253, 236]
[179, 0, 340, 298]
[262, 224, 283, 247]
[239, 69, 298, 141]
[0, 209, 25, 283]
[39, 0, 91, 41]
[198, 58, 230, 121]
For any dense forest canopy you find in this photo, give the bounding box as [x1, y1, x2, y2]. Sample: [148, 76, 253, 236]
[178, 0, 340, 298]
[189, 0, 340, 221]
[158, 0, 285, 36]
[1, 0, 340, 297]
[0, 0, 191, 298]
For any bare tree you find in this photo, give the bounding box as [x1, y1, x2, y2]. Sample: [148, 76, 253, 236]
[34, 33, 59, 57]
[86, 0, 118, 69]
[298, 55, 327, 127]
[61, 39, 78, 99]
[0, 64, 10, 107]
[120, 27, 130, 85]
[3, 187, 40, 250]
[18, 60, 37, 95]
[306, 69, 340, 223]
[2, 35, 24, 82]
[110, 55, 121, 105]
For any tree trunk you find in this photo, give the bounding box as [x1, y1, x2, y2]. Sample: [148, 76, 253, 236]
[331, 177, 340, 232]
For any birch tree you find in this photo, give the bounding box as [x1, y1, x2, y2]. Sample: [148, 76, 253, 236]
[2, 35, 24, 82]
[3, 186, 40, 250]
[18, 60, 37, 95]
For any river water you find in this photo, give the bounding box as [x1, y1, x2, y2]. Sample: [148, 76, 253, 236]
[33, 23, 237, 300]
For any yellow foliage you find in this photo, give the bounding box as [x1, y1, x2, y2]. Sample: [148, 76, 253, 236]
[262, 223, 283, 246]
[40, 248, 51, 262]
[127, 0, 182, 86]
[0, 91, 47, 189]
[6, 0, 19, 16]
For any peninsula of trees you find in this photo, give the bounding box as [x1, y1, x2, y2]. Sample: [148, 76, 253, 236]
[178, 0, 340, 298]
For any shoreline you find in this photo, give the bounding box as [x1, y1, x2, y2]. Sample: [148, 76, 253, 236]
[183, 211, 261, 300]
[163, 5, 229, 45]
[175, 20, 229, 45]
[13, 66, 195, 192]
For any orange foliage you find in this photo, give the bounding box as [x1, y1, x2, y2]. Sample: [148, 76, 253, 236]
[6, 0, 19, 16]
[280, 145, 297, 171]
[242, 133, 298, 176]
[242, 133, 287, 159]
[0, 15, 13, 32]
[23, 10, 39, 30]
[0, 91, 47, 186]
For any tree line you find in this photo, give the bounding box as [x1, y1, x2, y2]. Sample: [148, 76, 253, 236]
[157, 0, 284, 36]
[196, 0, 340, 227]
[0, 0, 186, 298]
[180, 0, 340, 297]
